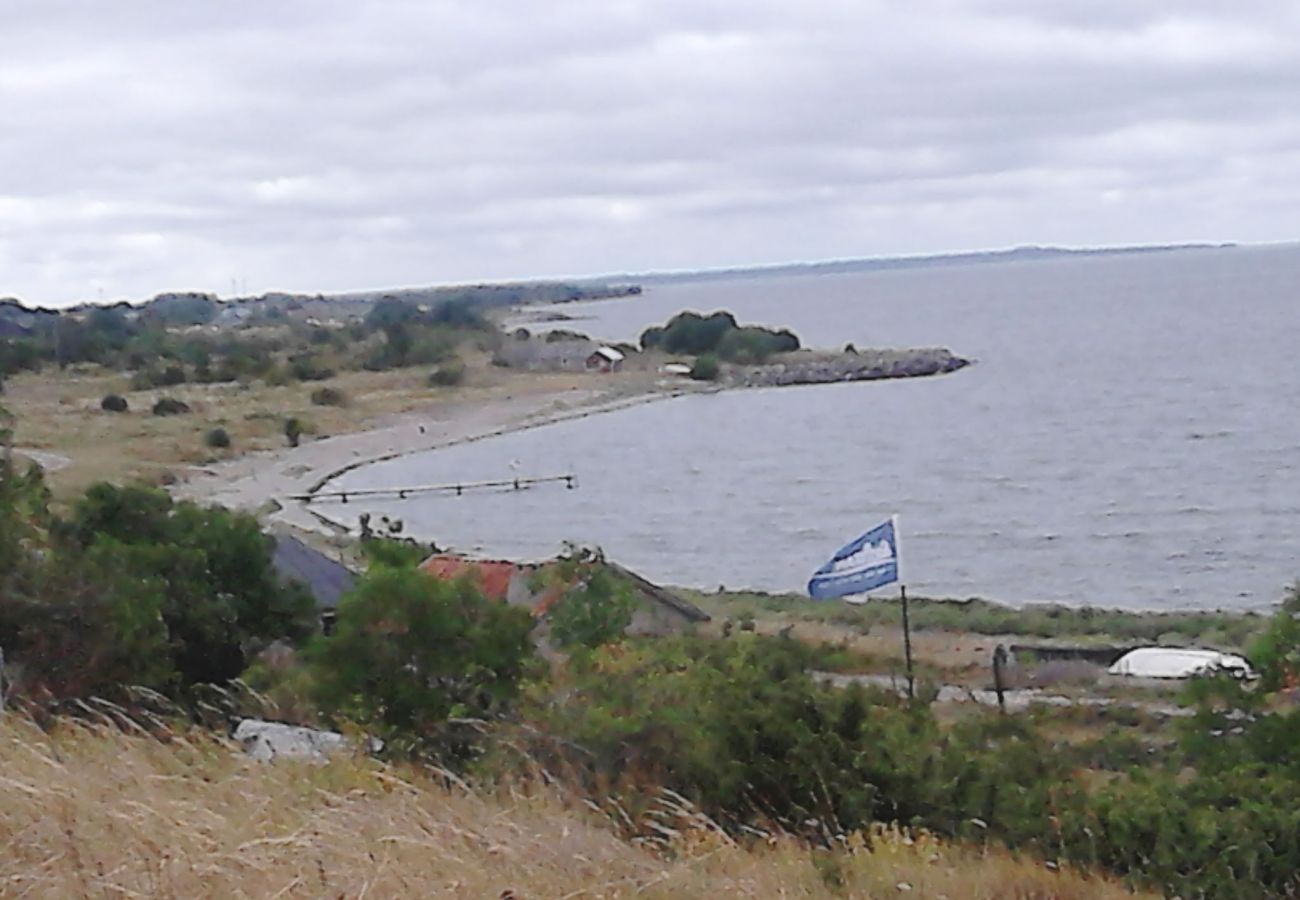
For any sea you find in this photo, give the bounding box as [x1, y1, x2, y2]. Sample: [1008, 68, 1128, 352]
[332, 244, 1300, 611]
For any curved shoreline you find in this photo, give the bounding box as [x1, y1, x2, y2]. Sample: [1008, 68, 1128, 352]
[176, 380, 706, 536]
[305, 385, 701, 496]
[177, 346, 970, 538]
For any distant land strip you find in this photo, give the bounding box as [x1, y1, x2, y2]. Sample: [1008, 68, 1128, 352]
[605, 241, 1241, 285]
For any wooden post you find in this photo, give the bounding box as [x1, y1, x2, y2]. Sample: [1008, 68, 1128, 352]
[901, 584, 915, 700]
[993, 644, 1008, 714]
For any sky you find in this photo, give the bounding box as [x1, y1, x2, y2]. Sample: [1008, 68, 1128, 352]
[2, 1, 1298, 306]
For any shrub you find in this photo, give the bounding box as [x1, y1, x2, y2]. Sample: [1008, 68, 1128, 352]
[689, 353, 720, 381]
[204, 427, 231, 449]
[310, 386, 347, 407]
[159, 365, 187, 386]
[151, 397, 191, 416]
[428, 359, 466, 387]
[0, 481, 317, 699]
[288, 355, 335, 382]
[283, 417, 303, 448]
[545, 563, 636, 651]
[100, 394, 129, 413]
[405, 330, 457, 366]
[309, 566, 535, 761]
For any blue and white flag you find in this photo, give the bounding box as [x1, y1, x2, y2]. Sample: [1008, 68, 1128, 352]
[808, 516, 900, 600]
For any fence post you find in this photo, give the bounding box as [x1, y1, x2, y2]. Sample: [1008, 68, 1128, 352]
[992, 644, 1008, 714]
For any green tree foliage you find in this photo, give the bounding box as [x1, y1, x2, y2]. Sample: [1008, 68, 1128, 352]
[142, 293, 218, 327]
[639, 310, 800, 362]
[3, 474, 315, 699]
[364, 297, 420, 333]
[1247, 581, 1300, 691]
[516, 634, 1070, 844]
[284, 416, 303, 447]
[547, 566, 636, 651]
[310, 567, 535, 761]
[357, 515, 434, 569]
[689, 353, 720, 381]
[65, 484, 317, 688]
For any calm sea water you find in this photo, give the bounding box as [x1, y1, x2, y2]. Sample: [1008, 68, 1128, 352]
[334, 245, 1300, 611]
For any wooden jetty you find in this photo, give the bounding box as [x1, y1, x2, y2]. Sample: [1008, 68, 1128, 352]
[288, 473, 577, 504]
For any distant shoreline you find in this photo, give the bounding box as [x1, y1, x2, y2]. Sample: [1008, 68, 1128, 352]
[593, 241, 1241, 287]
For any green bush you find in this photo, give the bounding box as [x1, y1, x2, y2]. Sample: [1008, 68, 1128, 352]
[428, 359, 466, 387]
[151, 397, 191, 416]
[310, 566, 535, 762]
[0, 479, 317, 699]
[284, 416, 303, 447]
[546, 566, 635, 651]
[204, 427, 231, 449]
[512, 634, 1068, 842]
[689, 353, 720, 381]
[639, 311, 800, 361]
[100, 394, 129, 413]
[288, 355, 335, 382]
[310, 386, 347, 407]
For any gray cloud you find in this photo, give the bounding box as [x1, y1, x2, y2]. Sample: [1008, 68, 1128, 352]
[1, 1, 1298, 304]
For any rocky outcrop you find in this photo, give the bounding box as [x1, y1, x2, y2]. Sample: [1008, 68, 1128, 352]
[726, 347, 971, 388]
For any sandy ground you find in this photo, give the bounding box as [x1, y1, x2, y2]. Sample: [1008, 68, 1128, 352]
[176, 378, 697, 534]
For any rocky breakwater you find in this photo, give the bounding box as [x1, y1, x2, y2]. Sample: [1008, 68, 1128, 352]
[728, 347, 970, 388]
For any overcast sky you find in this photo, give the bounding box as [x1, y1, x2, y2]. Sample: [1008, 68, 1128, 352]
[2, 1, 1298, 306]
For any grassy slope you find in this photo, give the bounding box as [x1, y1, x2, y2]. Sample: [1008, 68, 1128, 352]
[1, 362, 612, 502]
[0, 715, 1150, 899]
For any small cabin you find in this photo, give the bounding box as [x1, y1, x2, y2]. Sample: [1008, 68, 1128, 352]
[585, 346, 625, 373]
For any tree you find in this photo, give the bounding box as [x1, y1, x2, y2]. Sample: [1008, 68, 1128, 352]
[310, 567, 535, 760]
[547, 566, 636, 651]
[364, 297, 419, 333]
[67, 484, 317, 688]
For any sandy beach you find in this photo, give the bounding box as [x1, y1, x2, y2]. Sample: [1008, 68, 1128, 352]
[175, 375, 698, 535]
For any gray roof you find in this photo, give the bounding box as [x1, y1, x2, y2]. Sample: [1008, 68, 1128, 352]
[272, 535, 356, 611]
[605, 561, 711, 623]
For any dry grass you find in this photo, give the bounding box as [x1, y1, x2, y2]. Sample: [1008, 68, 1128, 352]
[1, 362, 644, 503]
[0, 714, 1153, 899]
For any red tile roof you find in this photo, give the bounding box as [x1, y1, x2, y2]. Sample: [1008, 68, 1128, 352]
[418, 555, 520, 602]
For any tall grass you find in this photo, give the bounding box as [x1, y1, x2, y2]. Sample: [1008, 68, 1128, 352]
[0, 713, 1150, 898]
[689, 589, 1268, 648]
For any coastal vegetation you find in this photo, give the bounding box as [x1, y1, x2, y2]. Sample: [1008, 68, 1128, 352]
[5, 285, 1279, 895]
[640, 310, 801, 363]
[687, 588, 1270, 648]
[6, 446, 1300, 895]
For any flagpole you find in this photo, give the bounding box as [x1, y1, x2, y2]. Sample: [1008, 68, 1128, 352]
[900, 583, 914, 700]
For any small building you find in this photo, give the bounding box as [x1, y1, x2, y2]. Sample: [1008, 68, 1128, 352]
[494, 338, 595, 372]
[585, 346, 625, 373]
[417, 553, 709, 643]
[271, 535, 357, 634]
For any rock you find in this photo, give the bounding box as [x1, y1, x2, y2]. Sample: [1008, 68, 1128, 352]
[233, 718, 382, 762]
[728, 348, 971, 389]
